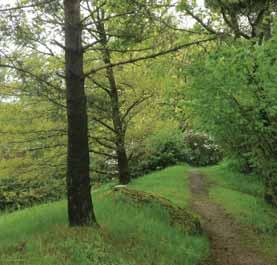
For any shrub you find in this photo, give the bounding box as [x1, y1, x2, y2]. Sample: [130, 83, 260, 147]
[129, 128, 223, 177]
[129, 127, 186, 177]
[0, 176, 65, 211]
[148, 128, 186, 164]
[183, 131, 223, 166]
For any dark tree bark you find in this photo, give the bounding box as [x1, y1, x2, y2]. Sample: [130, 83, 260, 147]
[64, 0, 97, 225]
[105, 62, 130, 185]
[96, 14, 130, 185]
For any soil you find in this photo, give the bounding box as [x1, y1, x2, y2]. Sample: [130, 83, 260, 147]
[189, 171, 272, 265]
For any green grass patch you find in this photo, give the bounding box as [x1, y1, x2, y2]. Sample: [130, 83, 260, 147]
[210, 186, 277, 234]
[0, 201, 67, 246]
[201, 160, 264, 197]
[0, 167, 209, 265]
[0, 183, 114, 247]
[209, 186, 277, 261]
[130, 165, 189, 207]
[95, 194, 209, 265]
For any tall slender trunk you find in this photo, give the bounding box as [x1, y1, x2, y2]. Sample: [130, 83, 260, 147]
[105, 55, 130, 185]
[64, 0, 96, 226]
[105, 62, 130, 185]
[96, 16, 130, 185]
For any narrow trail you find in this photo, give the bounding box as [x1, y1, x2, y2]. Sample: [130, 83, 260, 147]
[189, 171, 271, 265]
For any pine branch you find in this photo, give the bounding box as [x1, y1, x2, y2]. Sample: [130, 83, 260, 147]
[84, 37, 216, 76]
[0, 0, 56, 12]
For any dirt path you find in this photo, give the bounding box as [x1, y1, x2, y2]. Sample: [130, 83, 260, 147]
[189, 171, 271, 265]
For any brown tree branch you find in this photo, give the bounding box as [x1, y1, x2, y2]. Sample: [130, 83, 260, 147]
[84, 37, 216, 76]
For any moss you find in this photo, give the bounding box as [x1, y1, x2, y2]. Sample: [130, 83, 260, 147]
[113, 187, 202, 235]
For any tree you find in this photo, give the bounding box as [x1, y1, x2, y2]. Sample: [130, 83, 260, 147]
[83, 0, 183, 184]
[64, 0, 96, 225]
[87, 63, 155, 183]
[185, 38, 277, 206]
[176, 0, 277, 206]
[177, 0, 276, 41]
[94, 10, 131, 184]
[0, 0, 98, 225]
[0, 0, 215, 223]
[205, 0, 275, 41]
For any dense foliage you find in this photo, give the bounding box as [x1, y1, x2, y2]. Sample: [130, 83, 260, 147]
[0, 176, 65, 211]
[130, 126, 222, 178]
[185, 37, 277, 205]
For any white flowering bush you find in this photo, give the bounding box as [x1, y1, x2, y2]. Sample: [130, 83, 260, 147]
[183, 131, 223, 166]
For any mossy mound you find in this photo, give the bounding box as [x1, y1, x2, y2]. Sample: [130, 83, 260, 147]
[113, 186, 202, 235]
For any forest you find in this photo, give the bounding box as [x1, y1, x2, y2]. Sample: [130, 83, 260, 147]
[0, 0, 276, 264]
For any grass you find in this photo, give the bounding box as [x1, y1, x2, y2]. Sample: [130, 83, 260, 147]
[0, 201, 67, 246]
[0, 166, 209, 265]
[2, 162, 276, 264]
[200, 161, 277, 262]
[130, 165, 190, 207]
[95, 195, 208, 265]
[200, 160, 264, 196]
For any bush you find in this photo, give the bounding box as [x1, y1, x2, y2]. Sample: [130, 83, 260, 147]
[183, 131, 223, 166]
[129, 128, 223, 177]
[129, 127, 186, 177]
[0, 176, 65, 211]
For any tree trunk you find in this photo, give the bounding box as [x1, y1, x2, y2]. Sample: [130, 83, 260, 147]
[64, 0, 96, 226]
[106, 64, 130, 184]
[264, 173, 277, 207]
[96, 14, 130, 184]
[106, 59, 130, 185]
[115, 134, 130, 185]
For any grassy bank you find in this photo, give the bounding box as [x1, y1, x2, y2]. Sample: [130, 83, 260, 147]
[130, 165, 190, 207]
[0, 166, 209, 265]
